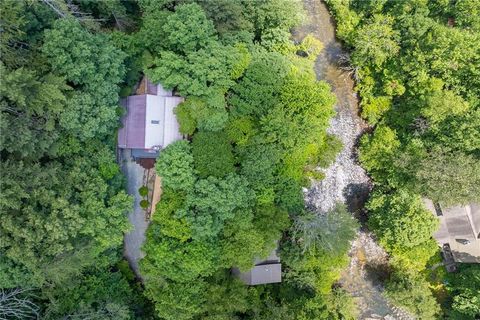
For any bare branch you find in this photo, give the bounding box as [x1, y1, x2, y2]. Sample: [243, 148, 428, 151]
[0, 288, 39, 320]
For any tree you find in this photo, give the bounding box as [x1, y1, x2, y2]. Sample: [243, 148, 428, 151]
[361, 95, 392, 125]
[0, 0, 28, 68]
[245, 0, 304, 42]
[142, 3, 244, 97]
[42, 18, 126, 140]
[183, 174, 254, 239]
[412, 148, 480, 205]
[197, 272, 254, 319]
[143, 280, 206, 320]
[160, 3, 217, 54]
[225, 116, 256, 146]
[229, 50, 290, 117]
[385, 270, 441, 320]
[446, 265, 480, 319]
[175, 94, 228, 133]
[292, 204, 358, 254]
[367, 189, 439, 252]
[141, 232, 218, 282]
[41, 269, 135, 320]
[152, 190, 191, 243]
[238, 143, 281, 192]
[0, 156, 132, 288]
[359, 125, 402, 186]
[219, 211, 264, 270]
[191, 131, 235, 178]
[174, 101, 197, 135]
[147, 44, 240, 97]
[197, 0, 253, 38]
[155, 140, 196, 192]
[0, 64, 68, 158]
[351, 14, 399, 68]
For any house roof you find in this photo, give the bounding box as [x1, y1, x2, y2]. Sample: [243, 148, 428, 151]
[118, 80, 183, 151]
[425, 200, 480, 263]
[118, 95, 147, 149]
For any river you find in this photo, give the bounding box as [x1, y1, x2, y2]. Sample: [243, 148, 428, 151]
[293, 1, 413, 319]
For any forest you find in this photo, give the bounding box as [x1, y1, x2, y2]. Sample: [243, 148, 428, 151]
[1, 0, 479, 319]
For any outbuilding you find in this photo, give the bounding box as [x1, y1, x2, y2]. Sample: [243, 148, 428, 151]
[233, 249, 282, 285]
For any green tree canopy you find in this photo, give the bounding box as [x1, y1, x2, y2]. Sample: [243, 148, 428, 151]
[367, 189, 439, 252]
[156, 140, 196, 192]
[42, 18, 126, 140]
[385, 269, 441, 320]
[183, 174, 255, 239]
[0, 155, 131, 288]
[292, 204, 358, 254]
[191, 131, 235, 178]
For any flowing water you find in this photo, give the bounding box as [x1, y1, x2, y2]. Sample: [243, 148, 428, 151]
[293, 1, 414, 319]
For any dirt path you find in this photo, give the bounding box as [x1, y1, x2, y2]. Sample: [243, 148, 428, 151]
[293, 1, 413, 319]
[121, 149, 149, 280]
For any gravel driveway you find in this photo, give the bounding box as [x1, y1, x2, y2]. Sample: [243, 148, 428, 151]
[120, 149, 149, 279]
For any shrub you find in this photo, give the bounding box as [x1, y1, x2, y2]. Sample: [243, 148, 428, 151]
[139, 186, 148, 197]
[140, 200, 150, 209]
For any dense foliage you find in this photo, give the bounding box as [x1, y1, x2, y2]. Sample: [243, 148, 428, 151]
[137, 1, 361, 319]
[3, 0, 477, 319]
[326, 0, 480, 318]
[0, 0, 146, 318]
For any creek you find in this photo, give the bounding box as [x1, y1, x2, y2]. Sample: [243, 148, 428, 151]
[293, 1, 413, 319]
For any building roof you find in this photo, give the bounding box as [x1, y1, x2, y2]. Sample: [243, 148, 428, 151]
[236, 264, 282, 285]
[118, 80, 183, 151]
[425, 200, 480, 263]
[234, 247, 282, 285]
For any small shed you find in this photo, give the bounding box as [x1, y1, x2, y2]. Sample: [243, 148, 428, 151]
[118, 77, 183, 159]
[233, 248, 282, 285]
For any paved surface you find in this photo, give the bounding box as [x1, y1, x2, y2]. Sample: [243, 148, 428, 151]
[121, 149, 149, 279]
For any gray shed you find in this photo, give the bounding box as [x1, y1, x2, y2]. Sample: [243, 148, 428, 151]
[233, 248, 282, 285]
[235, 264, 282, 285]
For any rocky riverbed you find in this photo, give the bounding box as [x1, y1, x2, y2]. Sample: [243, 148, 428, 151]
[294, 1, 414, 319]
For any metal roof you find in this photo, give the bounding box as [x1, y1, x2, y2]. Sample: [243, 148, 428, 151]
[237, 263, 282, 285]
[118, 82, 183, 151]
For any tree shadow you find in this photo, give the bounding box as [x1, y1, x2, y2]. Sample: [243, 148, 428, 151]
[343, 182, 371, 220]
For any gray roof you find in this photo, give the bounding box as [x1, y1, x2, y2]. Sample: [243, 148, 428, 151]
[236, 264, 282, 285]
[425, 200, 480, 263]
[234, 247, 282, 285]
[131, 148, 159, 159]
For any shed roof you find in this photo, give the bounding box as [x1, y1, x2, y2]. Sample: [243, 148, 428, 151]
[234, 247, 282, 285]
[237, 264, 282, 285]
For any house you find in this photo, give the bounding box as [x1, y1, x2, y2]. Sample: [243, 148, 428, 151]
[118, 77, 183, 159]
[233, 249, 282, 285]
[424, 200, 480, 271]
